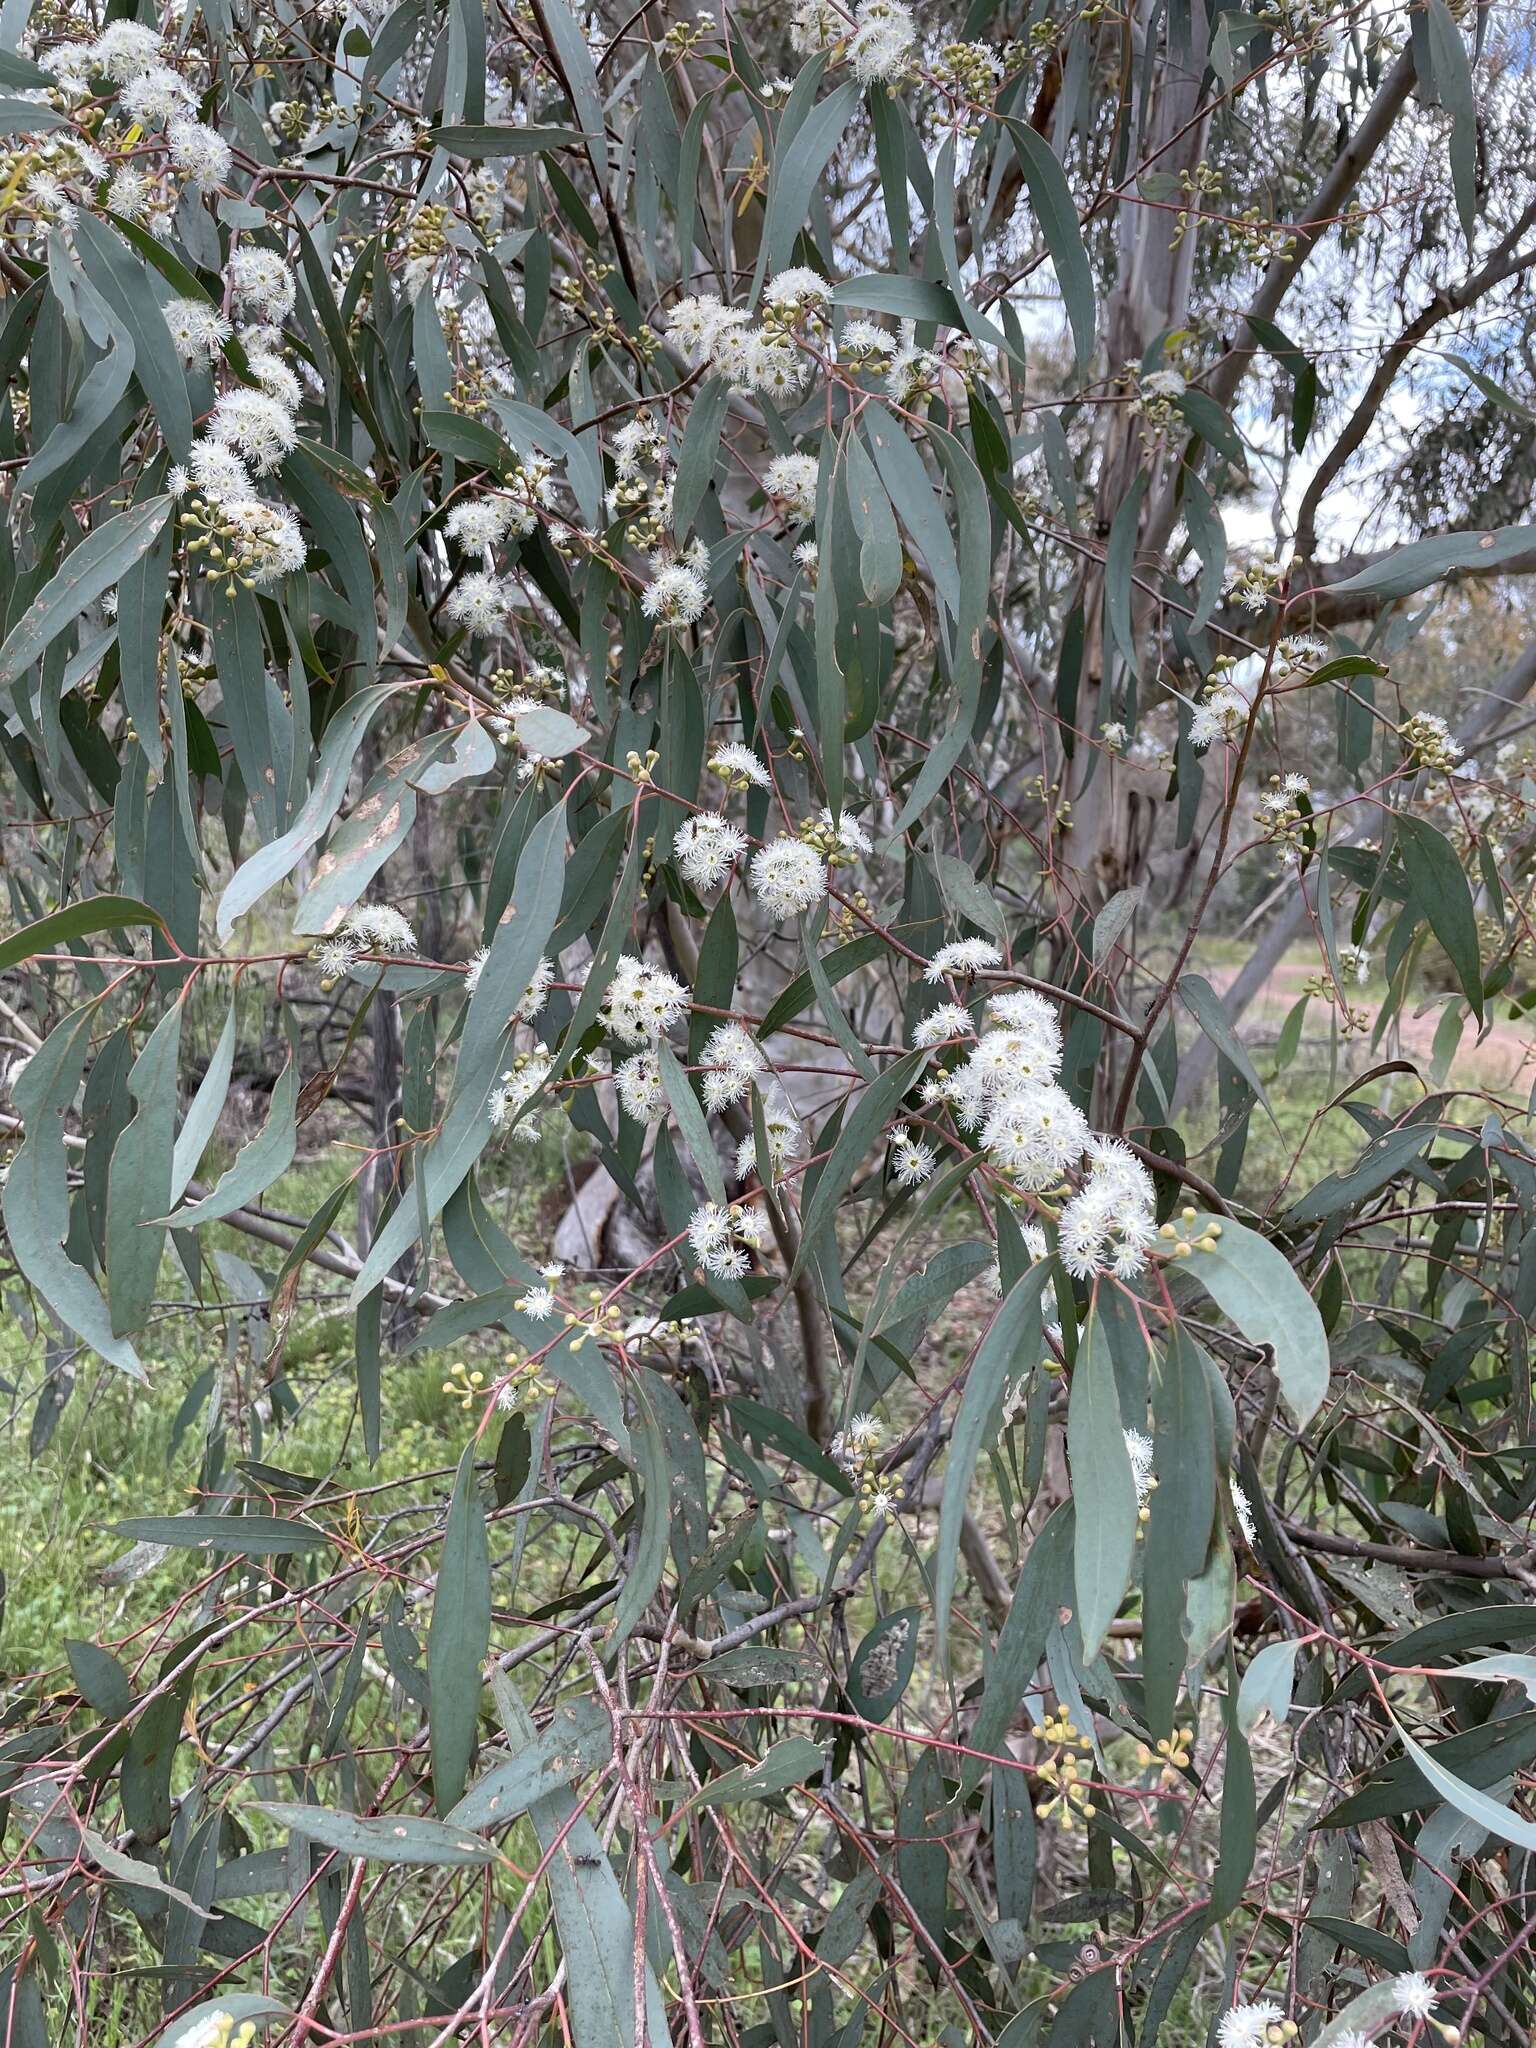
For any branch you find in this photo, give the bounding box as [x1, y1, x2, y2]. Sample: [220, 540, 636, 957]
[1293, 202, 1536, 564]
[1206, 47, 1418, 415]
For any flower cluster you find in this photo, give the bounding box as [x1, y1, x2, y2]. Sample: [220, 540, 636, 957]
[709, 743, 772, 792]
[750, 837, 830, 921]
[1136, 1725, 1192, 1789]
[9, 21, 230, 246]
[463, 948, 554, 1024]
[495, 1346, 556, 1411]
[790, 0, 917, 83]
[161, 241, 310, 593]
[1125, 1426, 1156, 1530]
[642, 545, 711, 629]
[917, 987, 1160, 1280]
[598, 955, 690, 1044]
[1401, 711, 1464, 772]
[1217, 2001, 1296, 2048]
[1254, 773, 1312, 864]
[830, 1413, 902, 1517]
[889, 1124, 936, 1186]
[310, 905, 417, 985]
[1034, 1707, 1096, 1828]
[488, 1048, 554, 1143]
[686, 1201, 766, 1280]
[1189, 666, 1257, 751]
[667, 293, 810, 399]
[925, 938, 1003, 983]
[441, 1359, 487, 1409]
[700, 1023, 767, 1111]
[764, 453, 820, 524]
[674, 813, 750, 892]
[733, 1085, 805, 1185]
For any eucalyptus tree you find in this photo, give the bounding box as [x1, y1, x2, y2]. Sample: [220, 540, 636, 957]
[3, 1, 1536, 2045]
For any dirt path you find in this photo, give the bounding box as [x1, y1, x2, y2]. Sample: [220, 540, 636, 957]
[1202, 955, 1534, 1093]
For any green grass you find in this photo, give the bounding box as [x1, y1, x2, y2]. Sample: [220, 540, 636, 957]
[0, 1129, 571, 1677]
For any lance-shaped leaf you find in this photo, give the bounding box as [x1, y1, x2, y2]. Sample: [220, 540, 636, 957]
[217, 683, 398, 936]
[0, 499, 172, 693]
[448, 1697, 612, 1828]
[109, 1514, 329, 1554]
[429, 1443, 492, 1812]
[1002, 120, 1096, 370]
[3, 1006, 144, 1381]
[1067, 1311, 1137, 1659]
[104, 1001, 183, 1336]
[256, 1802, 496, 1865]
[1395, 812, 1484, 1020]
[1327, 520, 1536, 601]
[935, 1265, 1050, 1666]
[159, 1051, 300, 1228]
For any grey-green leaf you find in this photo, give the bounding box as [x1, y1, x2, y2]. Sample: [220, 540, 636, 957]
[1179, 1215, 1329, 1428]
[429, 1443, 492, 1812]
[256, 1802, 497, 1865]
[1067, 1312, 1137, 1659]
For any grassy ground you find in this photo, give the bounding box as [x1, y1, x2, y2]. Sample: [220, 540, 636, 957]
[0, 1125, 574, 1676]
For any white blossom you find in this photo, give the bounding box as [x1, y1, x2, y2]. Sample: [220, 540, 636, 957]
[1124, 1428, 1155, 1503]
[168, 119, 232, 185]
[445, 571, 512, 634]
[911, 1003, 973, 1048]
[1393, 1974, 1438, 2021]
[228, 247, 298, 324]
[1057, 1138, 1158, 1280]
[642, 562, 708, 627]
[489, 1051, 552, 1141]
[1189, 684, 1252, 752]
[216, 497, 307, 585]
[599, 955, 689, 1044]
[839, 319, 896, 360]
[186, 440, 253, 501]
[764, 452, 819, 522]
[312, 937, 357, 979]
[342, 905, 417, 954]
[708, 743, 771, 789]
[611, 413, 666, 477]
[1217, 2003, 1284, 2048]
[246, 348, 303, 411]
[616, 1049, 665, 1123]
[91, 20, 164, 80]
[206, 389, 298, 475]
[164, 298, 232, 365]
[980, 1081, 1091, 1189]
[750, 838, 828, 920]
[847, 0, 914, 80]
[765, 266, 832, 312]
[701, 1022, 766, 1111]
[820, 807, 872, 857]
[446, 496, 513, 559]
[673, 812, 748, 891]
[734, 1087, 803, 1182]
[890, 1124, 936, 1186]
[687, 1201, 759, 1278]
[106, 167, 151, 220]
[120, 63, 195, 121]
[925, 938, 1003, 983]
